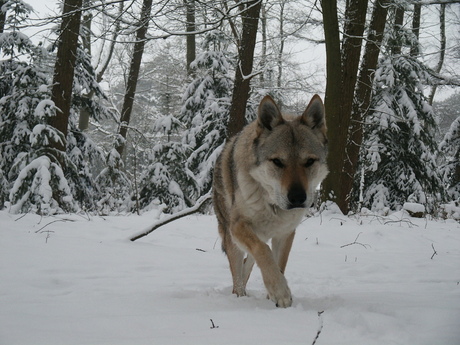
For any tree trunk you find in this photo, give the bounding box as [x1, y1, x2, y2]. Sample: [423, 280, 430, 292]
[410, 3, 421, 57]
[277, 2, 285, 96]
[50, 0, 83, 152]
[0, 0, 6, 34]
[345, 0, 389, 209]
[428, 3, 446, 105]
[391, 6, 405, 56]
[78, 0, 92, 131]
[185, 0, 196, 76]
[320, 0, 368, 214]
[226, 0, 262, 139]
[259, 4, 267, 88]
[96, 1, 124, 83]
[116, 0, 153, 158]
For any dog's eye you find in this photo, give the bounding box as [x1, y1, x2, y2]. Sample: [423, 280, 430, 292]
[304, 158, 316, 168]
[271, 158, 284, 168]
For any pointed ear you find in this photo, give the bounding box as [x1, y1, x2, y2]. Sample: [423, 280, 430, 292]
[301, 94, 326, 130]
[258, 96, 284, 131]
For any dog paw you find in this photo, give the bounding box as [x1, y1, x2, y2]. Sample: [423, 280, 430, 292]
[232, 286, 247, 297]
[273, 293, 292, 308]
[266, 277, 292, 308]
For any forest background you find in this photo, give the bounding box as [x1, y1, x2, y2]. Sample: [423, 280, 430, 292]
[0, 0, 459, 218]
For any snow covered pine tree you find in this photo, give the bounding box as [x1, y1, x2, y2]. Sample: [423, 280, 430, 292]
[359, 8, 445, 214]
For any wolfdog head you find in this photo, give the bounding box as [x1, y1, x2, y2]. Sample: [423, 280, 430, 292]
[249, 95, 328, 210]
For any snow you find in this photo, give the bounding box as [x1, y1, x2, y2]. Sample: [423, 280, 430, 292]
[403, 202, 425, 214]
[1, 209, 459, 345]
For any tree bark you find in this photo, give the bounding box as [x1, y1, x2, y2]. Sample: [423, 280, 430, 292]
[50, 0, 83, 152]
[428, 3, 446, 105]
[391, 6, 405, 56]
[0, 0, 6, 34]
[226, 0, 262, 139]
[345, 0, 389, 208]
[78, 0, 92, 131]
[185, 0, 196, 76]
[259, 4, 267, 88]
[410, 3, 422, 56]
[320, 0, 368, 213]
[116, 0, 153, 158]
[277, 2, 285, 93]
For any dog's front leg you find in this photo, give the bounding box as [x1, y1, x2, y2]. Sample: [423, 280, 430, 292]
[232, 219, 292, 308]
[272, 231, 296, 274]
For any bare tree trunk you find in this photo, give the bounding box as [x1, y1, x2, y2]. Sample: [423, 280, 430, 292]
[116, 0, 153, 158]
[0, 0, 6, 34]
[391, 6, 405, 56]
[227, 0, 262, 139]
[78, 0, 92, 131]
[185, 0, 196, 76]
[321, 0, 343, 204]
[259, 4, 267, 88]
[96, 1, 124, 83]
[345, 0, 389, 208]
[410, 3, 421, 57]
[50, 0, 83, 152]
[277, 1, 285, 96]
[428, 3, 446, 105]
[320, 0, 368, 214]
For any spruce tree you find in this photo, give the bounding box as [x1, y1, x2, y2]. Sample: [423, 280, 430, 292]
[359, 8, 444, 214]
[0, 0, 74, 213]
[135, 30, 234, 213]
[0, 1, 111, 213]
[179, 30, 234, 195]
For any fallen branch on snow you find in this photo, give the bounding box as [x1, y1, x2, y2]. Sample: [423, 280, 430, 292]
[340, 232, 371, 249]
[130, 192, 212, 242]
[431, 243, 438, 260]
[311, 311, 324, 345]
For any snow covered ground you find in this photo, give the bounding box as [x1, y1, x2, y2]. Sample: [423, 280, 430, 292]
[1, 207, 459, 345]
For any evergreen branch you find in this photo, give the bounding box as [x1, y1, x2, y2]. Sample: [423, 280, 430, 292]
[130, 191, 212, 242]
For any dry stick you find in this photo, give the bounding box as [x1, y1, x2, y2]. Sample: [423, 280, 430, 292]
[312, 311, 324, 345]
[130, 192, 212, 242]
[431, 243, 438, 260]
[340, 232, 370, 249]
[35, 219, 76, 233]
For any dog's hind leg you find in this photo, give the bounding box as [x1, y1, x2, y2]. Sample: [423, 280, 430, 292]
[220, 223, 246, 296]
[226, 241, 246, 296]
[272, 230, 296, 274]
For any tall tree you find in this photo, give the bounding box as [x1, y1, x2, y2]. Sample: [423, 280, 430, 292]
[0, 0, 6, 34]
[50, 0, 83, 152]
[359, 5, 444, 214]
[320, 0, 369, 213]
[345, 0, 389, 210]
[428, 3, 446, 105]
[116, 0, 153, 158]
[185, 0, 196, 76]
[226, 0, 262, 138]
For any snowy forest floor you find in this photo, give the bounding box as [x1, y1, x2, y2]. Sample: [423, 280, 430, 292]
[1, 207, 460, 345]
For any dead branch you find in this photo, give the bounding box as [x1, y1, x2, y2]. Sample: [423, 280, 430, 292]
[431, 243, 438, 260]
[340, 232, 371, 249]
[35, 218, 76, 233]
[130, 191, 212, 242]
[311, 311, 324, 345]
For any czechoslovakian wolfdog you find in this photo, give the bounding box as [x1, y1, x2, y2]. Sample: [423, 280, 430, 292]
[212, 95, 328, 307]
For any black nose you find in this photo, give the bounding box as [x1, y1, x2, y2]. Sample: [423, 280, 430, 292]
[287, 185, 306, 208]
